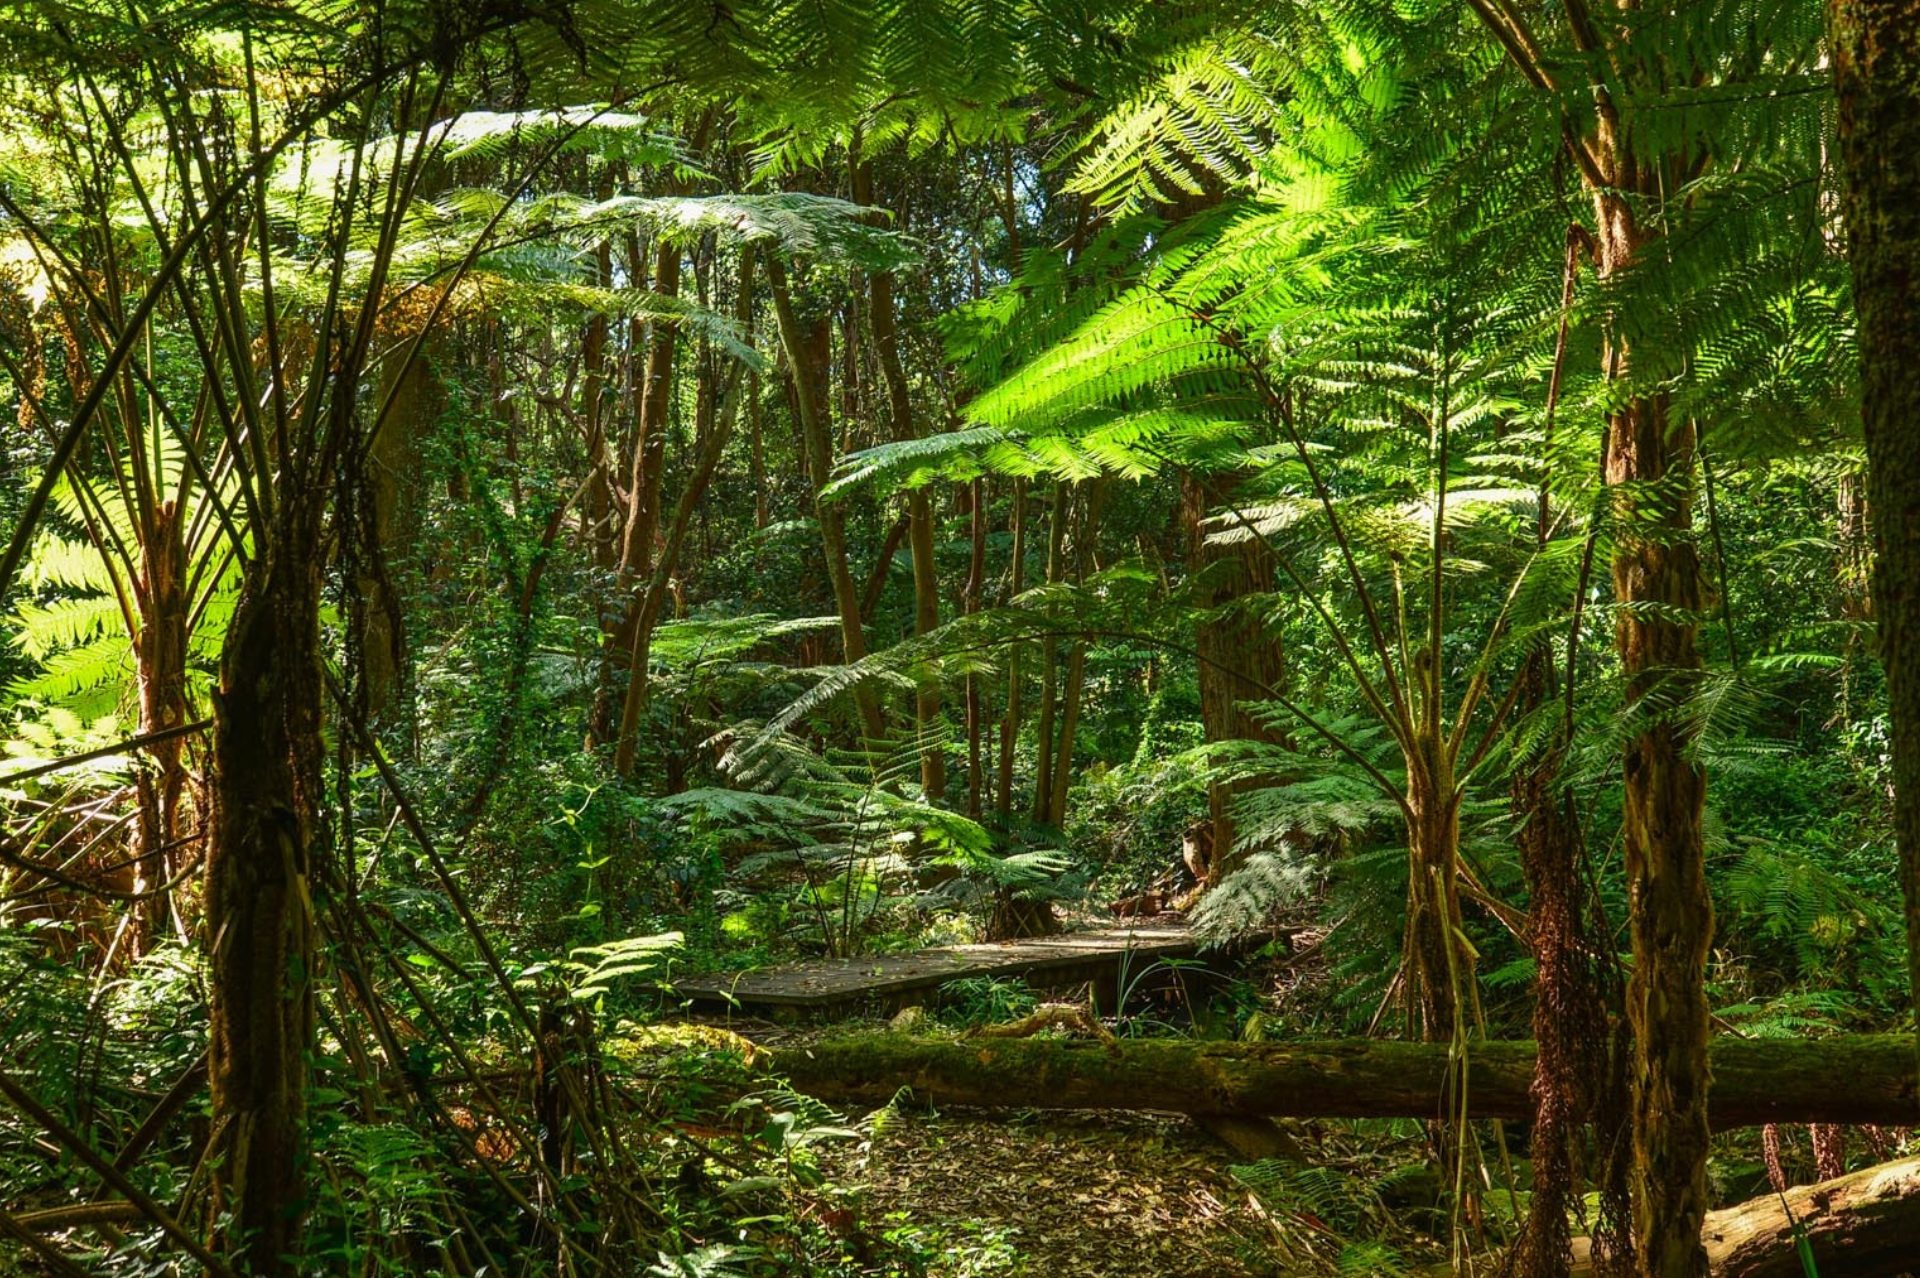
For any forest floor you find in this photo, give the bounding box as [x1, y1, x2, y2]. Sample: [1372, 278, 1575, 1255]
[820, 1107, 1279, 1277]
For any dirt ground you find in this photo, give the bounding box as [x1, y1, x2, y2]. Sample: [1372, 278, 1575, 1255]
[824, 1107, 1282, 1277]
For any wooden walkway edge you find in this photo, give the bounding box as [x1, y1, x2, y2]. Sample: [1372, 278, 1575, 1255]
[674, 922, 1198, 1017]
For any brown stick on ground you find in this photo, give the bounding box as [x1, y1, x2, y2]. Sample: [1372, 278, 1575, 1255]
[968, 1003, 1116, 1046]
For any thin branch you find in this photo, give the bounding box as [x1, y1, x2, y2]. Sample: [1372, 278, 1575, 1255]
[0, 719, 211, 787]
[0, 1066, 236, 1278]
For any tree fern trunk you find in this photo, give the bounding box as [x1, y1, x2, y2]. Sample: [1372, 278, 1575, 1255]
[1403, 751, 1468, 1044]
[1595, 186, 1712, 1278]
[206, 549, 321, 1276]
[1830, 0, 1920, 1092]
[1510, 650, 1623, 1277]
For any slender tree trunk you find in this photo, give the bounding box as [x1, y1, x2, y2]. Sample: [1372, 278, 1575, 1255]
[997, 479, 1028, 815]
[966, 478, 987, 817]
[1046, 642, 1086, 825]
[1595, 185, 1713, 1278]
[1830, 0, 1920, 1086]
[1182, 473, 1288, 884]
[131, 501, 189, 951]
[1403, 749, 1468, 1044]
[859, 512, 911, 622]
[1510, 230, 1629, 1277]
[205, 549, 322, 1276]
[580, 235, 618, 569]
[613, 252, 755, 776]
[766, 253, 887, 742]
[749, 365, 769, 531]
[589, 240, 682, 748]
[1030, 482, 1070, 824]
[362, 338, 439, 723]
[862, 170, 945, 796]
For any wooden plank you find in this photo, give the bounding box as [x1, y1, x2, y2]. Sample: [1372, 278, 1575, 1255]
[674, 924, 1195, 1011]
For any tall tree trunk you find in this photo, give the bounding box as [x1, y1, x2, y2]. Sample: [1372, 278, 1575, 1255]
[1182, 473, 1288, 885]
[1830, 0, 1920, 1086]
[589, 240, 682, 748]
[1030, 482, 1070, 824]
[205, 549, 322, 1276]
[362, 338, 439, 723]
[997, 479, 1028, 815]
[766, 253, 887, 743]
[869, 258, 944, 796]
[1595, 184, 1713, 1278]
[966, 478, 988, 817]
[580, 235, 618, 569]
[613, 251, 756, 776]
[131, 501, 190, 952]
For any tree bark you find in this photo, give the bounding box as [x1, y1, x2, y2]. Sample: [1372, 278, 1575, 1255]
[580, 234, 619, 569]
[205, 551, 322, 1275]
[1182, 472, 1288, 885]
[131, 500, 190, 951]
[1404, 748, 1469, 1044]
[965, 478, 988, 817]
[1571, 1157, 1920, 1278]
[362, 337, 440, 723]
[1830, 0, 1920, 1089]
[1510, 650, 1623, 1278]
[765, 253, 887, 743]
[864, 186, 945, 797]
[764, 1033, 1920, 1129]
[612, 251, 755, 776]
[588, 239, 682, 748]
[996, 479, 1028, 815]
[1594, 179, 1713, 1278]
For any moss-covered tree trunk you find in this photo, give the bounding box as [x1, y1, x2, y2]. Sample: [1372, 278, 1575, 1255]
[1594, 185, 1712, 1278]
[768, 1032, 1920, 1128]
[205, 547, 321, 1275]
[1830, 0, 1920, 1085]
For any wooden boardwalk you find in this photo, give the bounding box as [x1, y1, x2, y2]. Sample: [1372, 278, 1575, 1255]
[674, 922, 1198, 1018]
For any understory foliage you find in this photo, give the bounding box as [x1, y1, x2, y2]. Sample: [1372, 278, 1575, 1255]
[0, 0, 1906, 1275]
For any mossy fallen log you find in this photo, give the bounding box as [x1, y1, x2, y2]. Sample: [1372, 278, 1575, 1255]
[765, 1033, 1919, 1128]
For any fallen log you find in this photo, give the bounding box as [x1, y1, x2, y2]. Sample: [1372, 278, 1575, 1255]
[1572, 1156, 1920, 1277]
[764, 1033, 1919, 1128]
